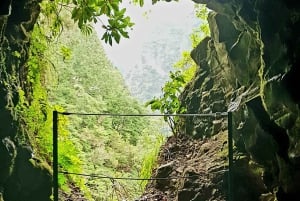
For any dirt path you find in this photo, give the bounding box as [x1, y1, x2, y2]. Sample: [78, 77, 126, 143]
[137, 132, 229, 201]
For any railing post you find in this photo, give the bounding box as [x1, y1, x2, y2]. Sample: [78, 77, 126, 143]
[53, 111, 58, 201]
[228, 112, 233, 201]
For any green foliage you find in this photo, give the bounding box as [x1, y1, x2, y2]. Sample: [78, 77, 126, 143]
[100, 7, 134, 45]
[40, 0, 178, 45]
[146, 4, 210, 135]
[4, 1, 206, 200]
[39, 2, 64, 38]
[146, 71, 187, 135]
[39, 0, 143, 45]
[131, 0, 172, 6]
[15, 23, 90, 197]
[139, 134, 164, 189]
[173, 51, 197, 82]
[188, 3, 210, 48]
[46, 17, 164, 200]
[15, 24, 52, 157]
[60, 45, 72, 60]
[173, 4, 210, 80]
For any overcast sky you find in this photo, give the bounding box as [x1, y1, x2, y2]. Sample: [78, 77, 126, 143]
[94, 0, 196, 68]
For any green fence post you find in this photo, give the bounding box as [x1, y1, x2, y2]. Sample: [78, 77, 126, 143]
[53, 111, 58, 201]
[228, 111, 233, 201]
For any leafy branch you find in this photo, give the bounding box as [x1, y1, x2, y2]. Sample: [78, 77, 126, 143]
[100, 7, 134, 45]
[146, 4, 210, 136]
[146, 71, 187, 135]
[40, 0, 142, 45]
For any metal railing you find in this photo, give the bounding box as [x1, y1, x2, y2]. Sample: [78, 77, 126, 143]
[53, 111, 233, 201]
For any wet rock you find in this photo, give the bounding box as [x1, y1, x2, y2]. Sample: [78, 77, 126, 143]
[154, 161, 174, 189]
[175, 0, 300, 199]
[3, 146, 52, 201]
[0, 137, 16, 188]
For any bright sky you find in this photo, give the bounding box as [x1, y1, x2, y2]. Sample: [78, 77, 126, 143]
[94, 0, 196, 69]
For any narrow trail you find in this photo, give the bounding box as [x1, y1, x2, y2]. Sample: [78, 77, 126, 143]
[138, 132, 229, 201]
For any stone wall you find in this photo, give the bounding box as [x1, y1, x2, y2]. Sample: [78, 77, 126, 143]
[179, 0, 300, 200]
[0, 1, 52, 200]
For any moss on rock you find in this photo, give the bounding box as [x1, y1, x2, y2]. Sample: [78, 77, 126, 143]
[3, 146, 52, 201]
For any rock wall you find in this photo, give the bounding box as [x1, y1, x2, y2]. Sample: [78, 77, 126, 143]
[179, 0, 300, 200]
[0, 1, 52, 200]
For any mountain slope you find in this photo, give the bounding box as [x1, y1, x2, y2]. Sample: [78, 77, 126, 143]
[46, 18, 164, 200]
[139, 0, 300, 200]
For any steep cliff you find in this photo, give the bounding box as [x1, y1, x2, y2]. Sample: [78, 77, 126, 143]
[0, 1, 52, 201]
[1, 0, 300, 200]
[140, 0, 300, 200]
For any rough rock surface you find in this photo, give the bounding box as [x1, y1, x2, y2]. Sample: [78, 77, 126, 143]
[0, 1, 53, 200]
[1, 0, 300, 200]
[141, 0, 300, 200]
[138, 133, 229, 201]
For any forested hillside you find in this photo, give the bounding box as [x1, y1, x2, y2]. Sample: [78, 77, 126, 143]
[100, 2, 200, 102]
[140, 0, 300, 200]
[46, 16, 165, 200]
[120, 24, 196, 102]
[0, 1, 208, 200]
[1, 0, 300, 201]
[124, 25, 193, 102]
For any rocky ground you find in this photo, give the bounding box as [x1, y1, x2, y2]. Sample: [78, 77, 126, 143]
[58, 131, 230, 201]
[137, 132, 229, 201]
[60, 183, 88, 201]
